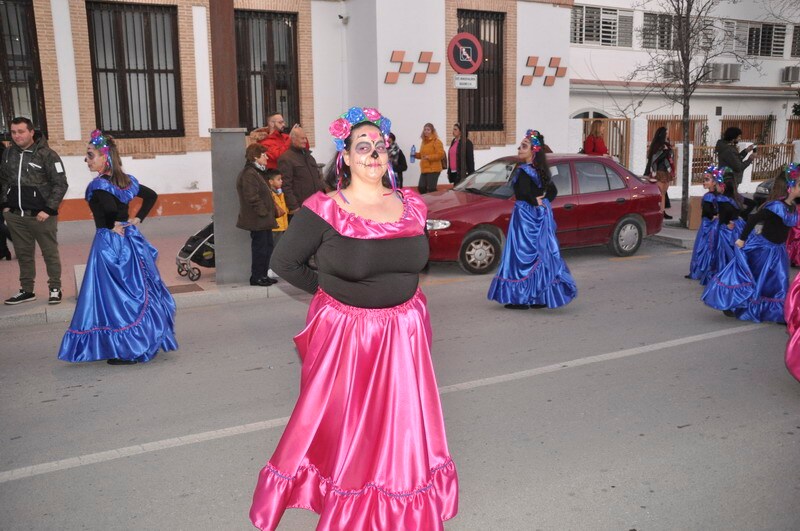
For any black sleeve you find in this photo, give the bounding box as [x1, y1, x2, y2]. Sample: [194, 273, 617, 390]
[717, 202, 737, 225]
[514, 174, 536, 206]
[466, 139, 475, 175]
[396, 150, 408, 173]
[89, 190, 119, 229]
[740, 207, 770, 241]
[134, 184, 158, 221]
[543, 180, 557, 202]
[269, 207, 325, 294]
[701, 200, 717, 220]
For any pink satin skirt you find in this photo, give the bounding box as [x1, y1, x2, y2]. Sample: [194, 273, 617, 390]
[250, 289, 458, 530]
[785, 273, 800, 382]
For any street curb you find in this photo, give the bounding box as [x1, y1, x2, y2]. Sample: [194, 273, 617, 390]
[650, 233, 695, 249]
[0, 283, 298, 330]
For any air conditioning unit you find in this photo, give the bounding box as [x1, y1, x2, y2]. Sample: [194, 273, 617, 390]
[663, 60, 680, 79]
[708, 63, 740, 82]
[781, 66, 800, 83]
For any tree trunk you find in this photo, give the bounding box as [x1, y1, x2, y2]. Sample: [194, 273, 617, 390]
[680, 100, 691, 228]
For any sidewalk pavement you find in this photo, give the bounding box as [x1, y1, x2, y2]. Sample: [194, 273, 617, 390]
[0, 205, 698, 329]
[0, 214, 297, 330]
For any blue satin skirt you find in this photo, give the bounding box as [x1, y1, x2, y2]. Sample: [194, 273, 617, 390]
[488, 200, 577, 308]
[712, 218, 746, 281]
[702, 233, 789, 323]
[58, 226, 178, 363]
[688, 218, 718, 284]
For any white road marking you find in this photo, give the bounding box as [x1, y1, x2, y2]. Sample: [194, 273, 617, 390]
[0, 323, 766, 484]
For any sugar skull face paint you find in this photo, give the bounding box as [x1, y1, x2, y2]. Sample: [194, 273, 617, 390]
[345, 125, 388, 182]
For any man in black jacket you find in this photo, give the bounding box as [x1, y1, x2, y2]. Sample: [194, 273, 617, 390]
[0, 117, 69, 305]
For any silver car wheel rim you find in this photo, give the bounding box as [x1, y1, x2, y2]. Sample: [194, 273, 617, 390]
[618, 224, 639, 251]
[466, 240, 495, 269]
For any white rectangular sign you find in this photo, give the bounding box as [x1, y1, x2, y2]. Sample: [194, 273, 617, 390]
[454, 74, 478, 89]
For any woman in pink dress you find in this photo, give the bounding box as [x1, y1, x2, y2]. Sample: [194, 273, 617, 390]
[784, 163, 800, 382]
[249, 107, 458, 530]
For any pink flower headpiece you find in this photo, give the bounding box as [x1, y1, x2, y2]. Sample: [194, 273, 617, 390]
[328, 107, 392, 152]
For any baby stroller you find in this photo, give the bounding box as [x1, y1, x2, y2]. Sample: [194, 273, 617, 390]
[176, 221, 214, 281]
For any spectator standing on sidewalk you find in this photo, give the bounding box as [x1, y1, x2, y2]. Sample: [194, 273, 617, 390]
[278, 126, 326, 214]
[0, 117, 68, 305]
[387, 132, 408, 188]
[0, 141, 11, 260]
[447, 123, 474, 185]
[415, 122, 445, 194]
[715, 127, 756, 186]
[583, 120, 611, 157]
[236, 144, 278, 287]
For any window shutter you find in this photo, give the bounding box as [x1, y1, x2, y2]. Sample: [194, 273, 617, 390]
[570, 7, 584, 44]
[771, 25, 786, 56]
[618, 11, 633, 47]
[600, 8, 618, 46]
[642, 13, 657, 49]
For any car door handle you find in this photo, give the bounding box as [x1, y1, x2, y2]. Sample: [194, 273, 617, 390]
[615, 198, 625, 203]
[563, 203, 575, 210]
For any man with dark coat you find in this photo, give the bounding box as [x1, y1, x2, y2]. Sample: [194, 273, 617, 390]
[0, 117, 68, 305]
[277, 127, 326, 214]
[715, 126, 756, 185]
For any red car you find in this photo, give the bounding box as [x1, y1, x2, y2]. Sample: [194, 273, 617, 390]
[423, 154, 664, 274]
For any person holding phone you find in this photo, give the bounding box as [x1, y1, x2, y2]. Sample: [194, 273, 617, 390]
[715, 127, 756, 185]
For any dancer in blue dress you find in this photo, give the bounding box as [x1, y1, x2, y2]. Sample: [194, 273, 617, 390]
[488, 129, 576, 310]
[703, 170, 800, 323]
[58, 130, 178, 364]
[713, 168, 746, 276]
[686, 166, 719, 283]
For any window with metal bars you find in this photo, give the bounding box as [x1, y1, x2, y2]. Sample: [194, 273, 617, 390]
[642, 13, 675, 50]
[0, 0, 47, 136]
[234, 10, 299, 132]
[722, 20, 786, 57]
[86, 2, 184, 138]
[456, 9, 504, 132]
[570, 6, 633, 47]
[792, 26, 800, 57]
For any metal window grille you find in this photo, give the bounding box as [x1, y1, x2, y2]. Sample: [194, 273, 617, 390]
[86, 2, 184, 138]
[743, 22, 786, 57]
[0, 0, 47, 136]
[234, 10, 299, 132]
[642, 13, 676, 50]
[792, 26, 800, 58]
[570, 6, 633, 48]
[457, 9, 504, 132]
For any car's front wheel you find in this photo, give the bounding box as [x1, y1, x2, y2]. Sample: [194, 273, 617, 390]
[608, 216, 643, 257]
[459, 230, 502, 274]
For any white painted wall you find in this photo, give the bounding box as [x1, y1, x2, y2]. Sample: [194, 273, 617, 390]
[51, 0, 81, 141]
[60, 152, 212, 201]
[375, 0, 447, 187]
[192, 6, 212, 138]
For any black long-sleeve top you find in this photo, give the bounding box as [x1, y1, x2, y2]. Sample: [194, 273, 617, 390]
[270, 207, 429, 308]
[740, 201, 796, 244]
[513, 167, 557, 206]
[701, 194, 717, 220]
[89, 184, 157, 229]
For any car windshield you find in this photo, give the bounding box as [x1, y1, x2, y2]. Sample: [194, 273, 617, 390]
[453, 160, 517, 198]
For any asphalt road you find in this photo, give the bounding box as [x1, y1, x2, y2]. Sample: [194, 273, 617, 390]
[1, 239, 799, 530]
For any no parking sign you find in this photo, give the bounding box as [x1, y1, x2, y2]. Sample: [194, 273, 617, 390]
[447, 32, 483, 75]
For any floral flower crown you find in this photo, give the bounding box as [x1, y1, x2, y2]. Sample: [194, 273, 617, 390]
[786, 162, 799, 188]
[704, 165, 727, 184]
[524, 129, 543, 153]
[328, 107, 392, 151]
[89, 129, 113, 172]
